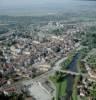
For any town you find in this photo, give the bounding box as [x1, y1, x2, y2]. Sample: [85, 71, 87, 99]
[0, 14, 96, 100]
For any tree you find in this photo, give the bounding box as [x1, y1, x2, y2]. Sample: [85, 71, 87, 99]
[55, 71, 59, 76]
[55, 71, 63, 82]
[52, 97, 55, 100]
[10, 93, 17, 100]
[90, 84, 96, 99]
[0, 50, 3, 56]
[18, 94, 25, 100]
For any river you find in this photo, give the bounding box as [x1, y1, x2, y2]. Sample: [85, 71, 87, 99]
[64, 53, 80, 100]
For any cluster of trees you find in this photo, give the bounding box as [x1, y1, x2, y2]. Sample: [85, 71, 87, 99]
[61, 53, 74, 70]
[81, 32, 96, 49]
[51, 28, 64, 36]
[0, 93, 25, 100]
[89, 83, 96, 99]
[79, 48, 89, 59]
[87, 53, 96, 70]
[55, 71, 66, 82]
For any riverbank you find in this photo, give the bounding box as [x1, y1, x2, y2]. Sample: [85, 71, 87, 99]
[60, 50, 77, 70]
[49, 74, 67, 100]
[50, 52, 81, 100]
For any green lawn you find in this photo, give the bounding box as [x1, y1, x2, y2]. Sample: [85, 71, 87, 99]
[49, 76, 67, 100]
[72, 76, 79, 100]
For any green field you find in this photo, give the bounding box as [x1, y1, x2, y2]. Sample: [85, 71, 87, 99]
[72, 76, 79, 100]
[49, 75, 67, 100]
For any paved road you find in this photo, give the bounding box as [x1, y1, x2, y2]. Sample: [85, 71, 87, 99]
[0, 56, 68, 92]
[22, 57, 68, 85]
[2, 53, 88, 92]
[1, 53, 88, 92]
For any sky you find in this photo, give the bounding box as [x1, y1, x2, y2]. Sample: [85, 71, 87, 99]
[0, 0, 96, 16]
[0, 0, 96, 10]
[0, 0, 72, 9]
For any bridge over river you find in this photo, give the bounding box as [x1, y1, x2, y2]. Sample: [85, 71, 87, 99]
[56, 69, 88, 77]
